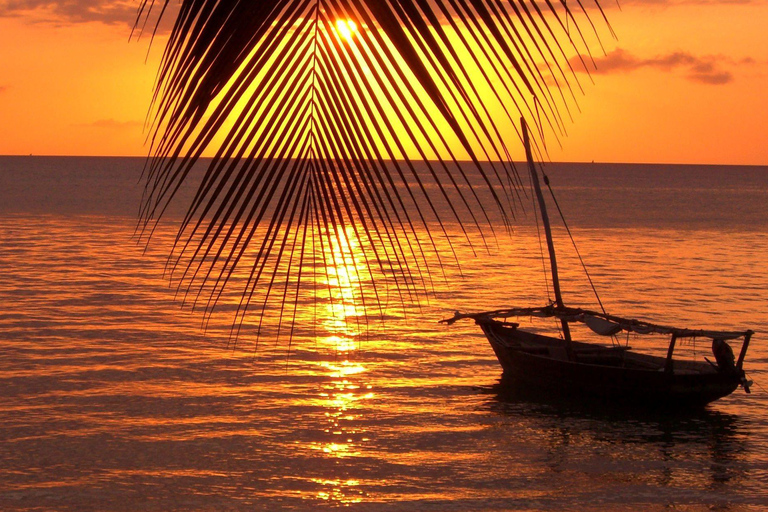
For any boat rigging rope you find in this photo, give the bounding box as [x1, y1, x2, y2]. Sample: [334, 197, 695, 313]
[540, 168, 608, 316]
[747, 373, 766, 394]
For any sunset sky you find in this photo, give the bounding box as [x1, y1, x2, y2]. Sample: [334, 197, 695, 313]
[1, 0, 766, 165]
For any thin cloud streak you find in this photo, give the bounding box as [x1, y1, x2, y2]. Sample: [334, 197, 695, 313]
[572, 48, 741, 84]
[80, 119, 143, 130]
[616, 0, 756, 6]
[586, 0, 758, 9]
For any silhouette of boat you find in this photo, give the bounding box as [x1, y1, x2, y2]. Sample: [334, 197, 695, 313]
[442, 122, 754, 407]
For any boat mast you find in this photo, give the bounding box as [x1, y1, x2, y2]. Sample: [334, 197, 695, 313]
[522, 120, 572, 344]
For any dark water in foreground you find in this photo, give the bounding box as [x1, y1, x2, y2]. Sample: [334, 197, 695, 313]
[1, 157, 767, 510]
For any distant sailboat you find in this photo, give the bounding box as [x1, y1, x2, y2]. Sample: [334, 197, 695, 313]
[443, 121, 754, 407]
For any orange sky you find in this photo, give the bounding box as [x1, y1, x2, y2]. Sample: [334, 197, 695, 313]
[0, 1, 766, 165]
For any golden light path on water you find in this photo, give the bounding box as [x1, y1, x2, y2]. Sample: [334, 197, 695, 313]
[313, 225, 371, 504]
[2, 159, 768, 510]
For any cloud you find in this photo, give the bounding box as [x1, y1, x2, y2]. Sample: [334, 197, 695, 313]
[0, 0, 176, 29]
[0, 0, 135, 26]
[571, 49, 737, 85]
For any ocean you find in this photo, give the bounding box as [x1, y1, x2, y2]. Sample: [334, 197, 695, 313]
[1, 156, 767, 511]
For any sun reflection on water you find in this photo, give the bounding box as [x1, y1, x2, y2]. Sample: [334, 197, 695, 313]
[303, 225, 380, 504]
[312, 478, 363, 504]
[305, 360, 374, 504]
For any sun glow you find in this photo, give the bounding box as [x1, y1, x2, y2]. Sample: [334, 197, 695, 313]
[335, 19, 358, 42]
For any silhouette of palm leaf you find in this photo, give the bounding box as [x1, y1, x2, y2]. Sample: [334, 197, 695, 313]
[135, 0, 608, 345]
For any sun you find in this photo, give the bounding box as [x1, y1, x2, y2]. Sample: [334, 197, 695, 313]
[335, 19, 358, 42]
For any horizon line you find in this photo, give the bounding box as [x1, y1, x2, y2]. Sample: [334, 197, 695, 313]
[1, 154, 766, 168]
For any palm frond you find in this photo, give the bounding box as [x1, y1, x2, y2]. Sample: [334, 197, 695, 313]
[134, 0, 609, 346]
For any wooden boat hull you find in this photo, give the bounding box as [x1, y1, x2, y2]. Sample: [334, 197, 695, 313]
[481, 321, 742, 407]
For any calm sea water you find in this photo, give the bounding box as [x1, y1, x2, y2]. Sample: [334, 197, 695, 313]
[1, 156, 768, 511]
